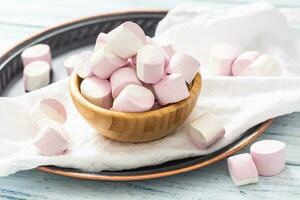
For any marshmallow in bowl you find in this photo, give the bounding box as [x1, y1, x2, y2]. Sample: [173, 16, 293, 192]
[250, 140, 286, 176]
[75, 50, 94, 79]
[81, 76, 113, 109]
[94, 32, 109, 51]
[166, 52, 200, 83]
[28, 98, 67, 124]
[153, 73, 189, 106]
[21, 44, 52, 67]
[112, 84, 154, 112]
[108, 21, 147, 59]
[232, 51, 260, 76]
[227, 153, 259, 186]
[242, 55, 281, 76]
[136, 44, 166, 84]
[33, 121, 69, 156]
[162, 44, 175, 60]
[23, 61, 51, 92]
[208, 43, 238, 76]
[91, 45, 127, 79]
[188, 112, 225, 149]
[110, 67, 142, 99]
[63, 54, 81, 75]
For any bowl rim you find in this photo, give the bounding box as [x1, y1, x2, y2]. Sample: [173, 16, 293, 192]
[69, 72, 201, 118]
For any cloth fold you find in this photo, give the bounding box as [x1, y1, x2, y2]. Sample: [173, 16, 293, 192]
[0, 2, 300, 176]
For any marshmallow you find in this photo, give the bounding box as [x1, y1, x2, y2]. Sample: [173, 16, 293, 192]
[153, 73, 189, 106]
[232, 51, 260, 76]
[112, 84, 154, 112]
[63, 54, 81, 75]
[108, 21, 146, 59]
[227, 153, 259, 186]
[146, 36, 156, 45]
[242, 55, 281, 76]
[250, 140, 286, 176]
[23, 61, 51, 92]
[28, 98, 67, 124]
[166, 52, 200, 83]
[21, 44, 52, 67]
[94, 33, 109, 51]
[136, 44, 166, 84]
[110, 67, 142, 99]
[80, 76, 112, 109]
[188, 112, 225, 149]
[208, 43, 238, 76]
[91, 45, 126, 79]
[75, 51, 94, 79]
[33, 121, 69, 156]
[162, 44, 175, 60]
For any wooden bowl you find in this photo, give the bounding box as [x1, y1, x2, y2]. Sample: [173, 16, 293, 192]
[69, 72, 201, 143]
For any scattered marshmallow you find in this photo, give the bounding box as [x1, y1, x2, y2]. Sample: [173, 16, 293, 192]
[250, 140, 286, 176]
[33, 121, 69, 156]
[112, 84, 154, 112]
[21, 44, 52, 67]
[63, 54, 81, 75]
[108, 21, 146, 59]
[208, 43, 238, 76]
[188, 112, 225, 149]
[95, 32, 109, 51]
[227, 153, 259, 186]
[166, 52, 200, 83]
[23, 61, 51, 92]
[75, 51, 94, 79]
[80, 76, 112, 109]
[91, 45, 126, 79]
[242, 55, 281, 76]
[28, 98, 67, 124]
[110, 67, 142, 99]
[232, 51, 260, 76]
[136, 44, 165, 84]
[153, 73, 189, 106]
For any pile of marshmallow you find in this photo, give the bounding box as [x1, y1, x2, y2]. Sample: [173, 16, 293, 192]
[65, 21, 200, 112]
[187, 112, 286, 186]
[208, 43, 282, 76]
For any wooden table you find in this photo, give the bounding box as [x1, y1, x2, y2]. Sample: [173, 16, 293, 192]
[0, 0, 299, 199]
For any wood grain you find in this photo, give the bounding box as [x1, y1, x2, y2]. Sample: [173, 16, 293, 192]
[69, 72, 201, 143]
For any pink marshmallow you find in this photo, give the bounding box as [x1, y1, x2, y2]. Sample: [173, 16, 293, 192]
[75, 51, 94, 79]
[21, 44, 52, 68]
[162, 44, 175, 60]
[33, 122, 69, 156]
[80, 76, 112, 109]
[208, 43, 238, 76]
[94, 32, 109, 51]
[188, 112, 225, 149]
[64, 54, 80, 75]
[23, 61, 51, 92]
[136, 44, 166, 84]
[91, 45, 126, 79]
[28, 98, 67, 124]
[112, 84, 154, 112]
[227, 153, 259, 186]
[232, 51, 260, 76]
[250, 140, 286, 176]
[110, 67, 142, 99]
[166, 52, 200, 83]
[153, 73, 189, 106]
[108, 21, 146, 59]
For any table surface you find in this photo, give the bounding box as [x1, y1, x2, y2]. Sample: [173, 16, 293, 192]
[0, 0, 300, 199]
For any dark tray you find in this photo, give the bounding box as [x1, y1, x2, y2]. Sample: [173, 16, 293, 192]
[0, 10, 273, 181]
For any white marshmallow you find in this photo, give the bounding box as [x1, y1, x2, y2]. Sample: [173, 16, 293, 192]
[108, 21, 146, 59]
[91, 45, 126, 79]
[75, 51, 94, 79]
[136, 44, 166, 84]
[21, 44, 52, 67]
[188, 112, 225, 149]
[208, 43, 238, 76]
[80, 76, 112, 109]
[112, 84, 154, 112]
[23, 61, 51, 92]
[242, 55, 281, 76]
[94, 32, 109, 51]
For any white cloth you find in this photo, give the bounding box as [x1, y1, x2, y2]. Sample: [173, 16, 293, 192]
[1, 2, 300, 176]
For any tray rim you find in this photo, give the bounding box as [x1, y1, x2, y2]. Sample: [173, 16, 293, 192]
[0, 9, 273, 181]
